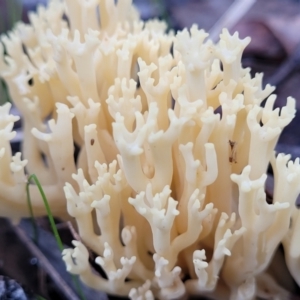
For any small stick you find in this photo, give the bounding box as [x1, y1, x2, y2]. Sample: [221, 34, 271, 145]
[67, 221, 82, 242]
[209, 0, 256, 42]
[268, 42, 300, 87]
[66, 221, 96, 259]
[13, 223, 80, 300]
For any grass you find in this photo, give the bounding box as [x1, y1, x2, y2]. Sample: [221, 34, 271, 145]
[0, 0, 22, 33]
[0, 0, 23, 105]
[26, 174, 87, 300]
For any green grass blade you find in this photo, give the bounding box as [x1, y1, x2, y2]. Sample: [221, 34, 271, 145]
[5, 0, 22, 29]
[27, 174, 63, 251]
[72, 276, 87, 300]
[152, 0, 171, 28]
[26, 174, 87, 300]
[26, 178, 39, 243]
[0, 79, 11, 105]
[35, 295, 47, 300]
[0, 0, 23, 105]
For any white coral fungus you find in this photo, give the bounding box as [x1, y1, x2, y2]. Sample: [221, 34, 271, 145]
[0, 0, 300, 299]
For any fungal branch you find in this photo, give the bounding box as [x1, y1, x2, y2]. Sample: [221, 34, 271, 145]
[0, 0, 299, 299]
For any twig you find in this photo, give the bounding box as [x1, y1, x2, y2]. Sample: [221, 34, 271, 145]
[67, 221, 82, 242]
[268, 42, 300, 86]
[26, 174, 87, 300]
[13, 222, 81, 300]
[209, 0, 256, 41]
